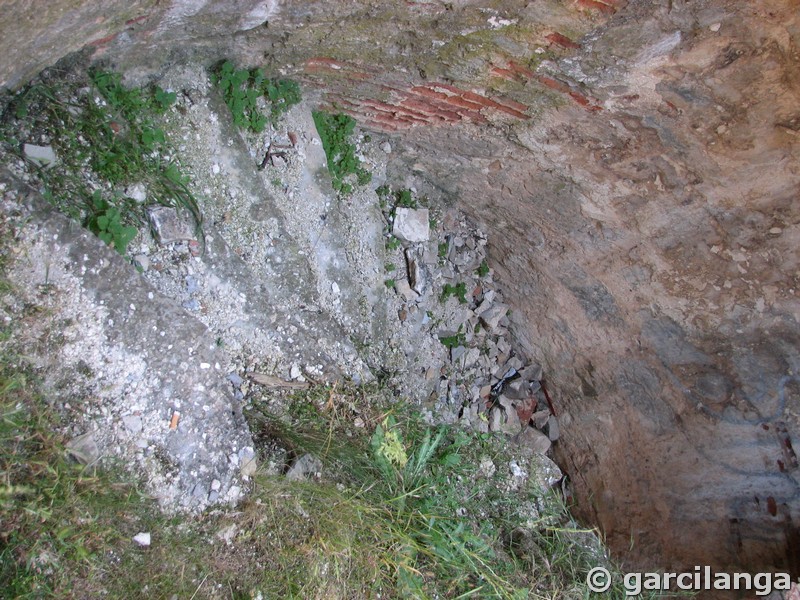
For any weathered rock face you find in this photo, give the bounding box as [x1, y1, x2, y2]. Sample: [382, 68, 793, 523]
[2, 0, 799, 574]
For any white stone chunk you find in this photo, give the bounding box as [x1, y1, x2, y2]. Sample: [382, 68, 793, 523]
[393, 208, 430, 242]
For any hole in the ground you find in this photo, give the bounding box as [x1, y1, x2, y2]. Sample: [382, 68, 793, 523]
[1, 1, 799, 596]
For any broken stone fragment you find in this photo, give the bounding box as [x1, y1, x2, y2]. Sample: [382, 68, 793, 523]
[479, 303, 508, 330]
[505, 379, 531, 400]
[489, 406, 504, 432]
[147, 206, 196, 245]
[286, 453, 323, 480]
[133, 254, 150, 272]
[393, 278, 417, 303]
[506, 356, 524, 371]
[517, 427, 552, 455]
[238, 446, 258, 477]
[463, 347, 480, 368]
[23, 143, 57, 168]
[519, 363, 543, 382]
[489, 397, 522, 435]
[133, 532, 151, 547]
[404, 247, 430, 295]
[122, 414, 143, 434]
[531, 409, 551, 430]
[450, 345, 467, 362]
[126, 183, 147, 203]
[546, 415, 560, 442]
[65, 432, 100, 465]
[393, 207, 430, 242]
[479, 456, 496, 478]
[531, 455, 563, 489]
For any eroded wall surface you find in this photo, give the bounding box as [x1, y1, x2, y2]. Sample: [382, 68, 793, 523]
[1, 0, 799, 572]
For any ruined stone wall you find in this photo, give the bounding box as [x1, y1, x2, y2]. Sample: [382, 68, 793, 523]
[2, 0, 799, 573]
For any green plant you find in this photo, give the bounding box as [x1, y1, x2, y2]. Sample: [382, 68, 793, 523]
[438, 241, 448, 259]
[395, 188, 417, 209]
[477, 259, 490, 278]
[213, 60, 301, 133]
[441, 282, 468, 304]
[248, 389, 647, 599]
[384, 278, 396, 289]
[385, 236, 401, 251]
[385, 263, 396, 272]
[0, 69, 202, 252]
[85, 191, 138, 254]
[312, 111, 371, 195]
[376, 184, 391, 209]
[263, 78, 302, 120]
[439, 325, 466, 349]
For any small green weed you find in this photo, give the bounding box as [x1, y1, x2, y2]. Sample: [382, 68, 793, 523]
[376, 184, 391, 209]
[385, 236, 401, 251]
[86, 191, 138, 254]
[438, 241, 448, 259]
[477, 259, 490, 278]
[384, 278, 396, 289]
[312, 111, 371, 195]
[395, 188, 417, 209]
[439, 325, 466, 349]
[441, 281, 468, 304]
[213, 60, 301, 133]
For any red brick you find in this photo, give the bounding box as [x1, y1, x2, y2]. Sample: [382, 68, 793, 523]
[490, 67, 522, 81]
[459, 91, 494, 108]
[373, 112, 430, 126]
[506, 61, 536, 79]
[401, 92, 487, 122]
[359, 98, 405, 113]
[546, 32, 581, 50]
[365, 104, 431, 124]
[491, 96, 529, 113]
[438, 94, 485, 111]
[461, 91, 528, 119]
[536, 75, 571, 94]
[569, 91, 591, 106]
[399, 98, 461, 122]
[396, 101, 440, 119]
[356, 98, 431, 122]
[576, 0, 616, 14]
